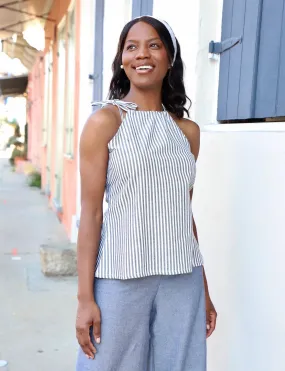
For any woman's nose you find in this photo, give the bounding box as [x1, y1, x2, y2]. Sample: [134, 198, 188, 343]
[135, 45, 150, 59]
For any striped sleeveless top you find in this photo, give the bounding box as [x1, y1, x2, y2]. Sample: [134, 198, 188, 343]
[92, 99, 204, 279]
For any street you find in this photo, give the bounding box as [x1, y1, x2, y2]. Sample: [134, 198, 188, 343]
[0, 153, 78, 371]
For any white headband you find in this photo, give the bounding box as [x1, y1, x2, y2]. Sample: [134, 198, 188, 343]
[133, 16, 177, 66]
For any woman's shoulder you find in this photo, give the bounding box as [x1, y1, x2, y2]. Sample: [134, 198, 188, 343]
[178, 117, 200, 135]
[170, 115, 200, 158]
[90, 104, 121, 125]
[169, 114, 200, 137]
[81, 105, 121, 145]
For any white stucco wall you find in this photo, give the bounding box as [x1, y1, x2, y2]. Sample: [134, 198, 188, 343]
[154, 1, 285, 370]
[153, 0, 223, 125]
[194, 127, 285, 371]
[102, 0, 132, 99]
[153, 0, 200, 119]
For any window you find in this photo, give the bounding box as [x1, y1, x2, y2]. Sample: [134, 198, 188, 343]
[217, 0, 285, 122]
[54, 20, 66, 210]
[42, 56, 49, 147]
[43, 48, 53, 193]
[65, 6, 76, 156]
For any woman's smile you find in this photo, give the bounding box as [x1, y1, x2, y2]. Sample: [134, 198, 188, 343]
[134, 64, 155, 74]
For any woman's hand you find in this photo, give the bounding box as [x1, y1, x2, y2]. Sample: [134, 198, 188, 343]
[76, 300, 101, 359]
[205, 295, 217, 338]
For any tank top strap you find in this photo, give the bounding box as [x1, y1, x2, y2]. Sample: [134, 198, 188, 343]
[92, 99, 138, 119]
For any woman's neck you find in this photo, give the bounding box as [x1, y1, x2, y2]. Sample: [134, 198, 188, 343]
[124, 87, 163, 111]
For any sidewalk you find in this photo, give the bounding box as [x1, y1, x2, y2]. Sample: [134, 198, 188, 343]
[0, 153, 78, 371]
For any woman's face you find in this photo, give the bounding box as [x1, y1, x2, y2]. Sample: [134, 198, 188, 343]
[121, 21, 170, 90]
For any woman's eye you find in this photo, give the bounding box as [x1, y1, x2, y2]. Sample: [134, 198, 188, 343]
[126, 45, 136, 50]
[150, 43, 160, 48]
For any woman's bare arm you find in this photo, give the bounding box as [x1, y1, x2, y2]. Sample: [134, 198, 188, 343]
[77, 109, 117, 301]
[76, 107, 119, 358]
[179, 117, 217, 338]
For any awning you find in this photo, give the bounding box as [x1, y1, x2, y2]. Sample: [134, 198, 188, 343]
[0, 75, 28, 96]
[1, 35, 38, 71]
[0, 0, 54, 71]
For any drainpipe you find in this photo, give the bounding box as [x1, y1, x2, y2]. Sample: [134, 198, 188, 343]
[92, 0, 104, 103]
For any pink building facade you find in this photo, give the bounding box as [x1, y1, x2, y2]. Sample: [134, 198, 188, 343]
[27, 0, 82, 240]
[26, 0, 154, 241]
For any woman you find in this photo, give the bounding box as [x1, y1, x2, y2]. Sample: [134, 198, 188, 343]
[76, 16, 217, 371]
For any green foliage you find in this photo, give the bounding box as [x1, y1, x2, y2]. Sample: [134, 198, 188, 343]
[27, 171, 41, 188]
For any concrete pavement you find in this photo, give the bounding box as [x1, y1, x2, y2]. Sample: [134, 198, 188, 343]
[0, 153, 78, 371]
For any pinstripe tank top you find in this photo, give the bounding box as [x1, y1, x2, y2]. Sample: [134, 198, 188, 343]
[92, 99, 204, 279]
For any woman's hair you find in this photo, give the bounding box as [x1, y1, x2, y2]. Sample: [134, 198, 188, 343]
[108, 16, 191, 118]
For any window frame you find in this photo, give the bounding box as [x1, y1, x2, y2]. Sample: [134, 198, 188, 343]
[64, 3, 76, 157]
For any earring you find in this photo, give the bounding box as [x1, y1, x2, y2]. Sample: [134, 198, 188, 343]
[120, 65, 124, 69]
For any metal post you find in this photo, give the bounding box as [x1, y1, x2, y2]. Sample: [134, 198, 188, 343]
[92, 0, 104, 102]
[132, 0, 153, 18]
